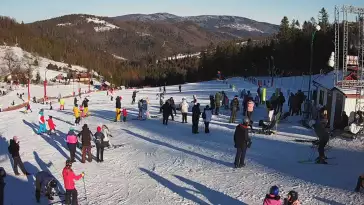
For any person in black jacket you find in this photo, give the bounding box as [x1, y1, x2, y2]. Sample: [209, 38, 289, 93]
[179, 85, 182, 93]
[8, 136, 30, 175]
[115, 96, 121, 122]
[277, 92, 285, 113]
[192, 103, 201, 134]
[74, 97, 77, 107]
[233, 118, 252, 168]
[209, 95, 215, 114]
[94, 126, 105, 162]
[78, 124, 93, 163]
[161, 101, 172, 125]
[313, 120, 330, 164]
[170, 97, 177, 116]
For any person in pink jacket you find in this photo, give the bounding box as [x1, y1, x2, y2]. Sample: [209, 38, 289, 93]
[263, 185, 282, 205]
[62, 160, 84, 205]
[66, 127, 78, 162]
[247, 98, 255, 128]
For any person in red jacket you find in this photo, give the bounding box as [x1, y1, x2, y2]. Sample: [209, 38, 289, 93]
[122, 108, 127, 122]
[62, 160, 84, 205]
[47, 116, 56, 134]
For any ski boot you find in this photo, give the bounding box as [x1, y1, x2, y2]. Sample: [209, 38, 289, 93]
[315, 157, 328, 164]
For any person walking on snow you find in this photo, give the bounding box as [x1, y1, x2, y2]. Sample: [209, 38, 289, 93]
[73, 104, 81, 125]
[66, 127, 78, 162]
[73, 97, 77, 107]
[78, 124, 93, 163]
[102, 125, 113, 148]
[192, 103, 201, 134]
[263, 185, 282, 205]
[202, 105, 213, 133]
[38, 109, 47, 134]
[254, 94, 260, 107]
[229, 96, 239, 123]
[179, 85, 182, 93]
[162, 101, 172, 125]
[47, 116, 56, 135]
[170, 97, 177, 116]
[115, 96, 121, 122]
[180, 97, 189, 123]
[233, 118, 252, 168]
[132, 90, 138, 104]
[35, 171, 58, 202]
[209, 95, 215, 114]
[283, 191, 300, 205]
[62, 160, 84, 205]
[59, 98, 65, 110]
[94, 126, 105, 162]
[8, 136, 30, 176]
[26, 102, 32, 113]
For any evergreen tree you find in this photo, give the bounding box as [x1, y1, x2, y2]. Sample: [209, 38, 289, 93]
[278, 16, 290, 41]
[318, 8, 329, 32]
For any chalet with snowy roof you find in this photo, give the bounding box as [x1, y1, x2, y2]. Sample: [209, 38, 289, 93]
[313, 68, 364, 129]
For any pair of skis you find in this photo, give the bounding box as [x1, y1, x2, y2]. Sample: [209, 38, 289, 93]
[298, 157, 338, 165]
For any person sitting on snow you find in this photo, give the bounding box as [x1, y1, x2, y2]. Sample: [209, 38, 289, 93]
[35, 171, 59, 202]
[263, 185, 281, 205]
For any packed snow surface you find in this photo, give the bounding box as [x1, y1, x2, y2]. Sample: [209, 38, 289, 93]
[86, 17, 119, 32]
[0, 77, 363, 205]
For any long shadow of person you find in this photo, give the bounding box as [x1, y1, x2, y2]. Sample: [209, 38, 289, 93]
[139, 168, 209, 205]
[174, 175, 246, 205]
[22, 119, 69, 159]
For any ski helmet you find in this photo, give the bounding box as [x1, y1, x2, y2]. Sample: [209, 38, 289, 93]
[269, 185, 279, 196]
[288, 191, 298, 201]
[65, 159, 72, 168]
[49, 179, 57, 188]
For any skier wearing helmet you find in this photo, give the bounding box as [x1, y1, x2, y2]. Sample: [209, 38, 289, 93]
[35, 171, 59, 202]
[233, 118, 252, 168]
[62, 160, 84, 205]
[94, 126, 105, 162]
[283, 191, 300, 205]
[263, 185, 282, 205]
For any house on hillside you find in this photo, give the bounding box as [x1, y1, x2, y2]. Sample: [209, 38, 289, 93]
[313, 71, 363, 129]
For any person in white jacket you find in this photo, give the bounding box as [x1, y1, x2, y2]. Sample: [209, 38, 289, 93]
[180, 98, 189, 123]
[202, 105, 213, 133]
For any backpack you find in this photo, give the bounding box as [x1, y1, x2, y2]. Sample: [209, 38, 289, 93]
[202, 111, 206, 119]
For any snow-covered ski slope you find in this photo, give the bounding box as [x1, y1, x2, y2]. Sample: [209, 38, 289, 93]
[0, 78, 363, 205]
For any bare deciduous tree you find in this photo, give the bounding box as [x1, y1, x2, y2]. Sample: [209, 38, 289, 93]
[1, 48, 19, 75]
[22, 53, 35, 80]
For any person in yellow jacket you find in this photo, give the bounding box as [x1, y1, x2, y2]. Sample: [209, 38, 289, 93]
[60, 98, 65, 110]
[73, 104, 81, 125]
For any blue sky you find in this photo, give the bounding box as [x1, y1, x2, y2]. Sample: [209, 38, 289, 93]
[0, 0, 363, 24]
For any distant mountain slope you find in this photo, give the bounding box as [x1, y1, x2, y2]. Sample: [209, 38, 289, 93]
[114, 13, 279, 37]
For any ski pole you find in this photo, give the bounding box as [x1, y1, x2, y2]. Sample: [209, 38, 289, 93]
[82, 175, 88, 204]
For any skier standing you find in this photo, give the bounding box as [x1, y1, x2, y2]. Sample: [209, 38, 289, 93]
[247, 98, 255, 128]
[277, 92, 285, 113]
[132, 91, 138, 104]
[162, 101, 172, 125]
[62, 160, 84, 205]
[138, 99, 143, 119]
[229, 96, 239, 123]
[179, 85, 182, 93]
[94, 126, 105, 162]
[73, 97, 77, 107]
[283, 191, 300, 205]
[202, 105, 212, 133]
[263, 185, 282, 205]
[122, 108, 128, 122]
[59, 98, 65, 110]
[233, 118, 252, 168]
[209, 95, 215, 114]
[180, 97, 189, 123]
[66, 127, 77, 162]
[115, 96, 121, 122]
[35, 171, 58, 202]
[82, 98, 89, 117]
[192, 103, 201, 134]
[37, 109, 46, 134]
[73, 104, 80, 125]
[215, 92, 221, 115]
[47, 116, 56, 135]
[78, 124, 93, 163]
[313, 120, 330, 164]
[8, 136, 30, 175]
[170, 97, 176, 116]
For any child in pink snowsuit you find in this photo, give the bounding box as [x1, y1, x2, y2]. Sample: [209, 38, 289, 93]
[79, 105, 85, 118]
[263, 186, 282, 205]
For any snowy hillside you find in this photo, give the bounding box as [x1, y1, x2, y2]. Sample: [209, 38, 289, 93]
[85, 17, 119, 32]
[0, 76, 363, 205]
